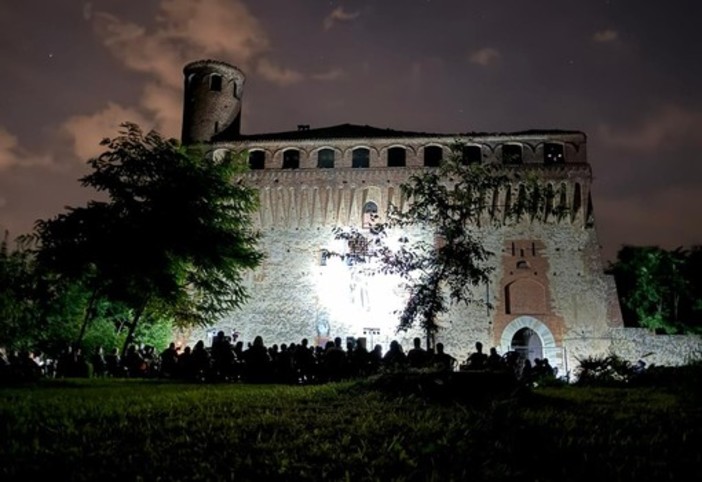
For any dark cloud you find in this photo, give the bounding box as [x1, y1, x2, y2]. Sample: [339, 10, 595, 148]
[0, 0, 700, 260]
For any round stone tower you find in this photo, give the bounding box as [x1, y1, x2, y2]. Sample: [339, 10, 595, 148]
[181, 59, 245, 144]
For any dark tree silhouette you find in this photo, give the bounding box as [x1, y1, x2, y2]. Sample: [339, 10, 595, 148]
[34, 123, 263, 354]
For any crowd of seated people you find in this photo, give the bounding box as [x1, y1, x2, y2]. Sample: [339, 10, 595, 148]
[1, 334, 554, 384]
[457, 342, 559, 384]
[1, 334, 457, 383]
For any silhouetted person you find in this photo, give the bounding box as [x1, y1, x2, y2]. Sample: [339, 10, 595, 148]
[322, 338, 347, 382]
[191, 340, 211, 380]
[349, 338, 371, 377]
[542, 357, 555, 378]
[407, 337, 429, 369]
[244, 336, 271, 383]
[432, 343, 456, 372]
[160, 342, 179, 378]
[486, 347, 504, 371]
[234, 341, 244, 359]
[382, 340, 407, 371]
[294, 338, 315, 383]
[56, 344, 74, 378]
[177, 346, 193, 379]
[105, 347, 121, 377]
[503, 351, 521, 378]
[533, 358, 556, 381]
[466, 342, 488, 370]
[141, 345, 157, 377]
[123, 344, 146, 378]
[211, 334, 235, 381]
[274, 344, 296, 384]
[521, 358, 533, 384]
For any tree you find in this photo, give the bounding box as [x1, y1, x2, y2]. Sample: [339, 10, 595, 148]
[608, 245, 700, 334]
[34, 123, 263, 355]
[333, 144, 561, 349]
[0, 232, 41, 351]
[683, 246, 702, 332]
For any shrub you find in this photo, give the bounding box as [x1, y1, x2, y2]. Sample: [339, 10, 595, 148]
[574, 353, 636, 386]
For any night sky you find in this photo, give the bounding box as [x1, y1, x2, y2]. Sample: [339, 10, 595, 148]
[1, 0, 700, 262]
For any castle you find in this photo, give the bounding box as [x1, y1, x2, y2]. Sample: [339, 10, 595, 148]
[181, 59, 701, 374]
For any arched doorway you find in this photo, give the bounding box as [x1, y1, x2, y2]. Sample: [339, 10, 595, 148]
[499, 316, 562, 375]
[511, 327, 543, 363]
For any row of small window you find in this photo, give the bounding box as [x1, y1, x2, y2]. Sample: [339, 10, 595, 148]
[248, 143, 566, 170]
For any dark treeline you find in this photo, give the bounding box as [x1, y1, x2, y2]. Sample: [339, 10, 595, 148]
[608, 245, 702, 334]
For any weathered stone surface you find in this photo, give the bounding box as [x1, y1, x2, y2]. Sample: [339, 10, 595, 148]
[183, 60, 702, 376]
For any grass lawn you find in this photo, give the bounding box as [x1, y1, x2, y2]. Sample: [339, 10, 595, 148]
[1, 376, 700, 481]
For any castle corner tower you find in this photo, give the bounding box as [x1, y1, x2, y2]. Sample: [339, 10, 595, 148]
[181, 60, 245, 144]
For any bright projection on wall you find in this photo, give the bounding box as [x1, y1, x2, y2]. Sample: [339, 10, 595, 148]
[313, 234, 408, 350]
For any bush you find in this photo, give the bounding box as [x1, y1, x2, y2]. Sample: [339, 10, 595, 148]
[575, 354, 702, 395]
[574, 353, 636, 386]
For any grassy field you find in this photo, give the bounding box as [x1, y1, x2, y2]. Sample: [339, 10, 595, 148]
[1, 376, 700, 481]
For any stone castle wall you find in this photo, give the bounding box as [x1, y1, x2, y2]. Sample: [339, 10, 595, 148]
[197, 163, 625, 377]
[182, 60, 700, 376]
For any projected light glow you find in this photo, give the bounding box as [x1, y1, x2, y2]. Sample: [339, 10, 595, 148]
[312, 231, 409, 350]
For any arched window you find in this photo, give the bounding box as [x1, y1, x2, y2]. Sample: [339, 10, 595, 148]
[387, 147, 406, 167]
[352, 148, 370, 168]
[317, 148, 335, 168]
[544, 143, 564, 164]
[502, 144, 522, 165]
[210, 74, 222, 92]
[461, 145, 482, 165]
[362, 201, 379, 229]
[248, 150, 265, 170]
[423, 146, 442, 167]
[282, 149, 300, 169]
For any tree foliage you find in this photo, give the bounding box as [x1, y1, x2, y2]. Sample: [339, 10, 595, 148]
[0, 231, 168, 357]
[33, 123, 263, 354]
[608, 245, 702, 334]
[0, 232, 41, 350]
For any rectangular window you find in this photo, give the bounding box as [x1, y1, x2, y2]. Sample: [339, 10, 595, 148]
[352, 148, 370, 168]
[461, 145, 481, 165]
[544, 143, 564, 164]
[283, 150, 300, 169]
[317, 149, 335, 168]
[502, 145, 522, 165]
[210, 74, 222, 91]
[387, 147, 406, 167]
[248, 151, 265, 170]
[423, 146, 442, 167]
